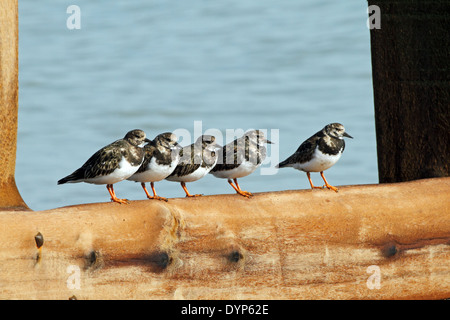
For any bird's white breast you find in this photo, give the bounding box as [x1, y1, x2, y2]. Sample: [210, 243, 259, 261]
[294, 147, 342, 173]
[166, 165, 210, 182]
[128, 157, 178, 183]
[85, 156, 141, 185]
[166, 151, 218, 183]
[212, 161, 258, 179]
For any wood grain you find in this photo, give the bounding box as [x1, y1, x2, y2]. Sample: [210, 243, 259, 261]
[0, 0, 29, 210]
[0, 177, 449, 300]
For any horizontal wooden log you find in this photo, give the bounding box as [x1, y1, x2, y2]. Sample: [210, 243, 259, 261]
[0, 177, 449, 300]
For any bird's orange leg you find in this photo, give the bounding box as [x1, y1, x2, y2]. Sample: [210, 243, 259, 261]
[181, 182, 202, 197]
[107, 184, 129, 204]
[320, 171, 338, 192]
[228, 179, 253, 198]
[307, 172, 323, 189]
[142, 182, 168, 201]
[141, 182, 152, 198]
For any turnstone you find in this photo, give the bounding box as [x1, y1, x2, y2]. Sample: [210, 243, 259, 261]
[57, 129, 150, 204]
[276, 123, 352, 192]
[165, 135, 218, 197]
[210, 130, 272, 198]
[127, 132, 181, 202]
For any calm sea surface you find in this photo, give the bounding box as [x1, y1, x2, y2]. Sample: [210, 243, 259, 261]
[16, 0, 377, 211]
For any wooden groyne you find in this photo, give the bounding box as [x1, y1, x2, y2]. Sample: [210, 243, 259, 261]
[1, 178, 449, 299]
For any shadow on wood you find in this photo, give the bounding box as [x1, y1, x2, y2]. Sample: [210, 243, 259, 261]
[0, 177, 449, 299]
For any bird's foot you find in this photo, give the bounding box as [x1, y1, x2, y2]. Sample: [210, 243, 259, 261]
[236, 190, 253, 198]
[323, 184, 339, 192]
[111, 197, 130, 204]
[186, 194, 203, 197]
[147, 195, 169, 202]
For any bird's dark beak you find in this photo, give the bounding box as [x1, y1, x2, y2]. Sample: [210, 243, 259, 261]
[145, 138, 152, 143]
[343, 132, 353, 139]
[265, 139, 274, 144]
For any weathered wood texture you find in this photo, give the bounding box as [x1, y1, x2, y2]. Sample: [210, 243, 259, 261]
[0, 0, 29, 210]
[0, 177, 449, 300]
[369, 0, 450, 183]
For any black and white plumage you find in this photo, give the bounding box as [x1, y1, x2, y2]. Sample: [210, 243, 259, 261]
[127, 132, 181, 202]
[210, 130, 272, 198]
[165, 135, 218, 197]
[57, 129, 150, 204]
[276, 123, 352, 192]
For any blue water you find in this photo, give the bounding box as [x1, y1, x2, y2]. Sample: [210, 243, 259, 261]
[17, 1, 377, 211]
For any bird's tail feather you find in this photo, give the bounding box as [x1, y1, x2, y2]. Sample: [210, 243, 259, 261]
[57, 169, 84, 185]
[275, 159, 289, 169]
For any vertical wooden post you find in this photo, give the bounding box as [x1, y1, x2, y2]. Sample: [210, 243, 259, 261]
[0, 0, 29, 210]
[368, 0, 449, 183]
